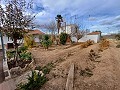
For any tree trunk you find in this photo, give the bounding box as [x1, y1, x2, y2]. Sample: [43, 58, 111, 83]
[13, 38, 18, 66]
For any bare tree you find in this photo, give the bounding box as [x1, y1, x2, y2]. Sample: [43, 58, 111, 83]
[0, 0, 35, 66]
[43, 21, 57, 35]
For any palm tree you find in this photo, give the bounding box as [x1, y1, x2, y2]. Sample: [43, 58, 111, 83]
[55, 15, 63, 34]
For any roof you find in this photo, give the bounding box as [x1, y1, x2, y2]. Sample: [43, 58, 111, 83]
[28, 30, 45, 35]
[87, 31, 101, 35]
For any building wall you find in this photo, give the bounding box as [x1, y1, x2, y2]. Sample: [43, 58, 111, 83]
[0, 35, 23, 45]
[0, 35, 13, 45]
[59, 25, 76, 34]
[78, 34, 100, 43]
[33, 35, 40, 42]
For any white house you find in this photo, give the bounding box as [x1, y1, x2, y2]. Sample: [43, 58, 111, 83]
[59, 24, 78, 42]
[78, 31, 101, 43]
[0, 30, 44, 49]
[28, 30, 44, 43]
[0, 35, 22, 45]
[59, 24, 77, 34]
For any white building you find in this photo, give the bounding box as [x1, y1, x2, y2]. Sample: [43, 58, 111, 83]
[59, 24, 78, 42]
[59, 24, 78, 35]
[0, 35, 22, 45]
[0, 30, 44, 49]
[78, 31, 101, 43]
[28, 30, 44, 43]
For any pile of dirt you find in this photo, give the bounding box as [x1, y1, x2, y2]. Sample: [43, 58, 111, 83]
[30, 41, 120, 90]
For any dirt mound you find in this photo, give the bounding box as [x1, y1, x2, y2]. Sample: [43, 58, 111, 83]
[31, 42, 120, 90]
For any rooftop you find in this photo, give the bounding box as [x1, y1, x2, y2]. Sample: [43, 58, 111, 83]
[87, 31, 101, 35]
[28, 30, 45, 35]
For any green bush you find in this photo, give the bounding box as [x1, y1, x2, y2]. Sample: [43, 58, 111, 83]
[116, 44, 120, 48]
[20, 52, 32, 60]
[18, 46, 28, 53]
[35, 62, 54, 75]
[60, 33, 68, 45]
[6, 50, 15, 60]
[42, 35, 52, 49]
[17, 71, 47, 90]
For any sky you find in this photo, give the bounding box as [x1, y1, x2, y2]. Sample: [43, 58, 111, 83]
[1, 0, 120, 35]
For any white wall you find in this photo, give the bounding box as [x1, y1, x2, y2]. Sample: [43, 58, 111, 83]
[0, 35, 13, 45]
[33, 35, 40, 42]
[59, 25, 74, 34]
[0, 35, 23, 45]
[78, 34, 100, 43]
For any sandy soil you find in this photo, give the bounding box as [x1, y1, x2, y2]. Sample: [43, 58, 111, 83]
[30, 41, 120, 90]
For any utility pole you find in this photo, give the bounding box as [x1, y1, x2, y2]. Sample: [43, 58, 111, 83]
[0, 31, 5, 61]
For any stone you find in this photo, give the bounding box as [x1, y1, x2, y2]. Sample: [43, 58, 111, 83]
[10, 66, 22, 78]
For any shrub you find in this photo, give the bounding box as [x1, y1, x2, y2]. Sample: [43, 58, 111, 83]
[60, 33, 68, 45]
[20, 52, 32, 60]
[80, 67, 93, 77]
[6, 50, 15, 60]
[99, 39, 110, 50]
[89, 49, 101, 61]
[35, 66, 42, 71]
[24, 35, 36, 48]
[116, 44, 120, 48]
[35, 62, 54, 75]
[115, 34, 120, 40]
[18, 46, 28, 53]
[81, 40, 94, 48]
[42, 35, 52, 49]
[17, 71, 47, 90]
[42, 62, 54, 75]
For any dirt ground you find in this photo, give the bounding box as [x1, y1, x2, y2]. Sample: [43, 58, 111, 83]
[30, 41, 120, 90]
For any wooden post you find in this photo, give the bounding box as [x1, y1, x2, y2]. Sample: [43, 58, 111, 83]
[0, 32, 5, 61]
[66, 63, 74, 90]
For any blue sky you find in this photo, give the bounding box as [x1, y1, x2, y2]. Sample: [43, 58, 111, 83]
[1, 0, 120, 34]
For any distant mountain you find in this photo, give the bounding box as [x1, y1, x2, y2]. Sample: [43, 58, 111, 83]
[102, 34, 117, 39]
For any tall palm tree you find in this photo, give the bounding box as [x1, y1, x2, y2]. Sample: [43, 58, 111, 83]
[55, 15, 63, 34]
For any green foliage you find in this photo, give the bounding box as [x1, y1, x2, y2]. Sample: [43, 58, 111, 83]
[35, 66, 42, 71]
[35, 62, 54, 75]
[42, 35, 52, 49]
[43, 34, 49, 41]
[17, 71, 47, 90]
[115, 34, 120, 40]
[24, 35, 36, 48]
[20, 52, 32, 60]
[60, 33, 68, 45]
[18, 46, 28, 53]
[6, 50, 15, 60]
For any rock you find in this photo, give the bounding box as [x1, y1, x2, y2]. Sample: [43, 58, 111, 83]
[10, 66, 22, 78]
[40, 71, 44, 76]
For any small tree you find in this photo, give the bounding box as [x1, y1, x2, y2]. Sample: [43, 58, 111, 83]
[24, 35, 36, 48]
[42, 35, 52, 49]
[60, 33, 68, 45]
[0, 0, 35, 66]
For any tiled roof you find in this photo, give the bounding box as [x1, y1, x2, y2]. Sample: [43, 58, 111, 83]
[28, 30, 45, 35]
[87, 31, 101, 35]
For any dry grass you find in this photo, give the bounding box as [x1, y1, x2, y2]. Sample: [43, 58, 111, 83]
[99, 39, 110, 51]
[81, 40, 94, 48]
